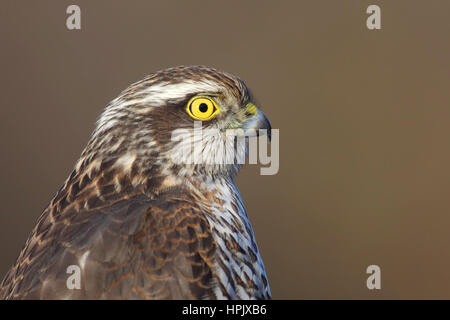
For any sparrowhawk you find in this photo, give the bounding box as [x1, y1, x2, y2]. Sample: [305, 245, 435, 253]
[0, 66, 271, 300]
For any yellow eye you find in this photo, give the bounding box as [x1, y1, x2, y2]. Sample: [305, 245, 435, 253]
[186, 96, 220, 121]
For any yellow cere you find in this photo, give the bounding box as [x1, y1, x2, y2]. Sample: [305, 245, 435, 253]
[186, 96, 220, 121]
[245, 103, 258, 116]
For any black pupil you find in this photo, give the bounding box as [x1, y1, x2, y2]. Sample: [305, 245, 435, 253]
[199, 103, 208, 113]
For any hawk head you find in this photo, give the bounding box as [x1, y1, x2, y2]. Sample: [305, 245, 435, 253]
[78, 65, 271, 183]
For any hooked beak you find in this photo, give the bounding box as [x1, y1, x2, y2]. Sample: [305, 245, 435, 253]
[242, 103, 271, 141]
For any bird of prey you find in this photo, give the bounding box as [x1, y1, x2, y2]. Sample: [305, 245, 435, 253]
[0, 65, 271, 300]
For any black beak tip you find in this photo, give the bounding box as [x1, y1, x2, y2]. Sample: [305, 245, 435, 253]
[255, 112, 271, 141]
[263, 112, 272, 141]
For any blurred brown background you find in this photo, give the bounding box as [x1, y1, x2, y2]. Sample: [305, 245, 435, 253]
[0, 0, 449, 299]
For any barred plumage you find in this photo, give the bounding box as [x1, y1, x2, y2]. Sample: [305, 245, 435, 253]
[0, 65, 271, 299]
